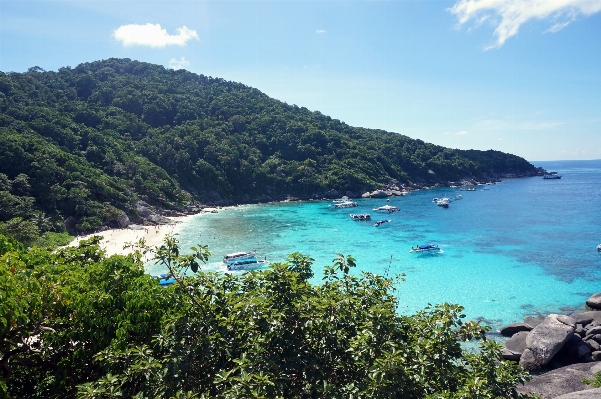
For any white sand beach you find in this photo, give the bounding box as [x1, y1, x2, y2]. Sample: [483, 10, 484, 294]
[66, 214, 198, 258]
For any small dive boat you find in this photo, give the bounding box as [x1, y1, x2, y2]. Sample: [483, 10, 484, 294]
[374, 219, 391, 227]
[410, 243, 441, 253]
[223, 251, 256, 264]
[373, 205, 399, 213]
[334, 201, 359, 208]
[227, 258, 269, 271]
[436, 198, 450, 208]
[350, 213, 371, 221]
[332, 196, 350, 203]
[155, 273, 177, 286]
[543, 172, 562, 179]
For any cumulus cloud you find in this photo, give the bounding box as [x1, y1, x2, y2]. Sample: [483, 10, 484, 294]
[316, 29, 326, 34]
[114, 23, 199, 48]
[169, 57, 190, 70]
[449, 0, 601, 49]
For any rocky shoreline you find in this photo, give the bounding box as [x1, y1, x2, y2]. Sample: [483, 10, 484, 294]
[500, 293, 601, 398]
[66, 169, 543, 233]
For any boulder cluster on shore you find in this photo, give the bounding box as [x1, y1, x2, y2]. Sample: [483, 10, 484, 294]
[500, 293, 601, 398]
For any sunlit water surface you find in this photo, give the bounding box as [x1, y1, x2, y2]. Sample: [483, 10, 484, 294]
[147, 160, 601, 327]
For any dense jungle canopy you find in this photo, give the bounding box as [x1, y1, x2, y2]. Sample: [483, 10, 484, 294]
[0, 58, 536, 235]
[0, 233, 534, 398]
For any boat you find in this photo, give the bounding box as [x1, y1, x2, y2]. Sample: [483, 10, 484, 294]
[223, 251, 257, 264]
[543, 172, 562, 179]
[227, 258, 269, 271]
[459, 186, 477, 191]
[410, 243, 441, 253]
[155, 273, 177, 286]
[332, 196, 350, 203]
[350, 213, 371, 221]
[334, 201, 358, 208]
[597, 244, 601, 252]
[436, 198, 451, 208]
[374, 219, 391, 227]
[455, 194, 463, 200]
[373, 205, 399, 213]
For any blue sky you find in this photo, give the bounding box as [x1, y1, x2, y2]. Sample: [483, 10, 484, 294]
[1, 0, 600, 161]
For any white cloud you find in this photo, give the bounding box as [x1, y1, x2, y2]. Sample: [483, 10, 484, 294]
[169, 57, 190, 70]
[316, 29, 326, 34]
[456, 130, 468, 135]
[449, 0, 601, 49]
[114, 23, 199, 48]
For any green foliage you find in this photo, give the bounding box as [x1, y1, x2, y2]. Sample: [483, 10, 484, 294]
[0, 59, 536, 240]
[0, 232, 533, 398]
[583, 371, 601, 388]
[32, 231, 74, 248]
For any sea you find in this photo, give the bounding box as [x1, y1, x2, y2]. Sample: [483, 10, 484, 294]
[147, 160, 601, 328]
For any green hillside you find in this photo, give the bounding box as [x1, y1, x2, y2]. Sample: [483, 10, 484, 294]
[0, 58, 536, 237]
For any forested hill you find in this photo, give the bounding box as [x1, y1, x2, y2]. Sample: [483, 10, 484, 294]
[0, 58, 536, 234]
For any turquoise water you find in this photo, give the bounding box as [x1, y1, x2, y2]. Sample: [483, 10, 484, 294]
[147, 160, 601, 327]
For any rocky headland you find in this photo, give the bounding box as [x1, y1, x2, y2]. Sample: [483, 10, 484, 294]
[499, 293, 601, 397]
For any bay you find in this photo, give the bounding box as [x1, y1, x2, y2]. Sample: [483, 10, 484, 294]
[147, 159, 601, 327]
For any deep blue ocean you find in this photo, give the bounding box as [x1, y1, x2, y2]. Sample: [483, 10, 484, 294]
[147, 160, 601, 328]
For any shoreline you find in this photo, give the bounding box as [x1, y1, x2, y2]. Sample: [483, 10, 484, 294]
[66, 214, 199, 258]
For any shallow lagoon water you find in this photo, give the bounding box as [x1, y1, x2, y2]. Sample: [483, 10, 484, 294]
[148, 160, 601, 327]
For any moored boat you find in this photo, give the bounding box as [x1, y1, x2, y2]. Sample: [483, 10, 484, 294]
[543, 172, 562, 179]
[373, 205, 399, 213]
[436, 198, 450, 208]
[223, 251, 257, 264]
[155, 273, 177, 286]
[410, 243, 441, 253]
[350, 213, 371, 221]
[227, 258, 269, 271]
[597, 244, 601, 252]
[374, 219, 391, 227]
[334, 201, 359, 208]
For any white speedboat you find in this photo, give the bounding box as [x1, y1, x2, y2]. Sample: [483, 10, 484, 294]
[350, 213, 371, 221]
[373, 205, 399, 213]
[332, 196, 350, 203]
[227, 258, 269, 271]
[223, 251, 257, 264]
[334, 201, 358, 208]
[543, 172, 562, 179]
[410, 243, 441, 253]
[436, 198, 451, 208]
[374, 219, 391, 227]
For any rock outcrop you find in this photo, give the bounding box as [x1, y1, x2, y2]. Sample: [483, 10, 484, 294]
[519, 314, 576, 371]
[587, 294, 601, 310]
[503, 330, 529, 361]
[518, 362, 601, 398]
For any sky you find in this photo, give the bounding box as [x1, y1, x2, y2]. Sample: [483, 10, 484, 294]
[1, 1, 601, 161]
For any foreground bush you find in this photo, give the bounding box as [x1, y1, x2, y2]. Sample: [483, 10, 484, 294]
[1, 234, 533, 398]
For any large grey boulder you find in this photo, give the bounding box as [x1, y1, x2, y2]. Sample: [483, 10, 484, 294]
[524, 315, 546, 329]
[572, 312, 601, 326]
[500, 322, 530, 337]
[520, 314, 576, 371]
[518, 362, 601, 398]
[115, 212, 130, 228]
[503, 330, 529, 361]
[587, 294, 601, 310]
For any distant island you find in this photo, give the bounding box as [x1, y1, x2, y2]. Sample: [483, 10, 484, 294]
[0, 58, 537, 241]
